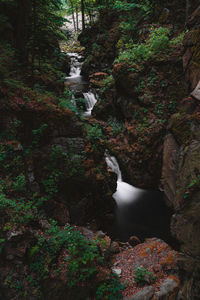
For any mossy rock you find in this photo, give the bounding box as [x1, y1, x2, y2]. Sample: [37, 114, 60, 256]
[169, 113, 200, 145]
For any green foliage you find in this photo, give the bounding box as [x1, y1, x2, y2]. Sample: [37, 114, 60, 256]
[59, 88, 85, 115]
[85, 124, 104, 142]
[96, 274, 124, 299]
[115, 26, 171, 69]
[101, 75, 114, 93]
[28, 222, 124, 298]
[13, 174, 26, 192]
[32, 124, 48, 146]
[169, 31, 187, 48]
[134, 267, 156, 285]
[0, 193, 38, 226]
[107, 117, 124, 136]
[0, 238, 5, 254]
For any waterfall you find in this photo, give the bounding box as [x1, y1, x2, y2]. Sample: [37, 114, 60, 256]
[65, 52, 98, 116]
[104, 150, 122, 182]
[105, 150, 172, 242]
[83, 92, 97, 116]
[67, 53, 83, 78]
[104, 151, 141, 205]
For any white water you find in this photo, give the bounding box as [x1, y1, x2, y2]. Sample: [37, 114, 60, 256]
[104, 151, 142, 206]
[66, 53, 83, 78]
[65, 52, 98, 116]
[83, 92, 97, 116]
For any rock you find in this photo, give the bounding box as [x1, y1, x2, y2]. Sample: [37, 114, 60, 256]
[95, 230, 105, 239]
[110, 241, 120, 254]
[124, 286, 155, 300]
[191, 80, 200, 101]
[27, 164, 40, 193]
[47, 201, 70, 226]
[39, 219, 51, 230]
[159, 8, 170, 24]
[155, 277, 180, 299]
[6, 254, 14, 261]
[7, 230, 23, 241]
[82, 227, 95, 239]
[128, 236, 141, 247]
[112, 268, 121, 277]
[183, 28, 200, 89]
[161, 134, 179, 205]
[187, 5, 200, 28]
[50, 137, 85, 155]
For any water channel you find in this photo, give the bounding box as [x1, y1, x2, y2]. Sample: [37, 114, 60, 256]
[65, 52, 173, 243]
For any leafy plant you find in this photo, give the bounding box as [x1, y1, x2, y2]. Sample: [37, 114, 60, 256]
[85, 124, 104, 142]
[134, 267, 156, 285]
[115, 26, 171, 69]
[96, 274, 124, 299]
[107, 117, 124, 136]
[13, 174, 26, 192]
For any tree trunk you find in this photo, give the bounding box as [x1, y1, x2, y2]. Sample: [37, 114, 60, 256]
[76, 6, 79, 31]
[72, 10, 76, 32]
[81, 0, 85, 31]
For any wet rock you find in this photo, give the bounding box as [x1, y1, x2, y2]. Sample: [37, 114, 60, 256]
[124, 286, 155, 300]
[155, 277, 180, 299]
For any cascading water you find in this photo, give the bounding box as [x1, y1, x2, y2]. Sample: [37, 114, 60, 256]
[83, 92, 97, 117]
[67, 53, 83, 77]
[65, 52, 98, 116]
[105, 150, 142, 206]
[105, 150, 173, 242]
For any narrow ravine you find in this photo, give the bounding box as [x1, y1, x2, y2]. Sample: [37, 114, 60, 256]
[65, 51, 174, 244]
[105, 150, 173, 242]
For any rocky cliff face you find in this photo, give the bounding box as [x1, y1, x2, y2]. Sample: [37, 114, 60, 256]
[161, 7, 200, 298]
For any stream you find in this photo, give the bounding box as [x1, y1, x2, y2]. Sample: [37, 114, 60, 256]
[65, 52, 97, 116]
[65, 52, 173, 243]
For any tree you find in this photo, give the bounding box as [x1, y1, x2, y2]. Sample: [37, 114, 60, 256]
[81, 0, 85, 30]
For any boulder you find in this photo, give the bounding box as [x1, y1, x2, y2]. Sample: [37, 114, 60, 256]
[155, 277, 180, 300]
[124, 286, 155, 300]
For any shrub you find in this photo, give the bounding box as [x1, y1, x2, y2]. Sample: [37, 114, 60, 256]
[107, 117, 125, 136]
[96, 274, 124, 300]
[134, 267, 156, 285]
[85, 124, 104, 142]
[115, 26, 171, 69]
